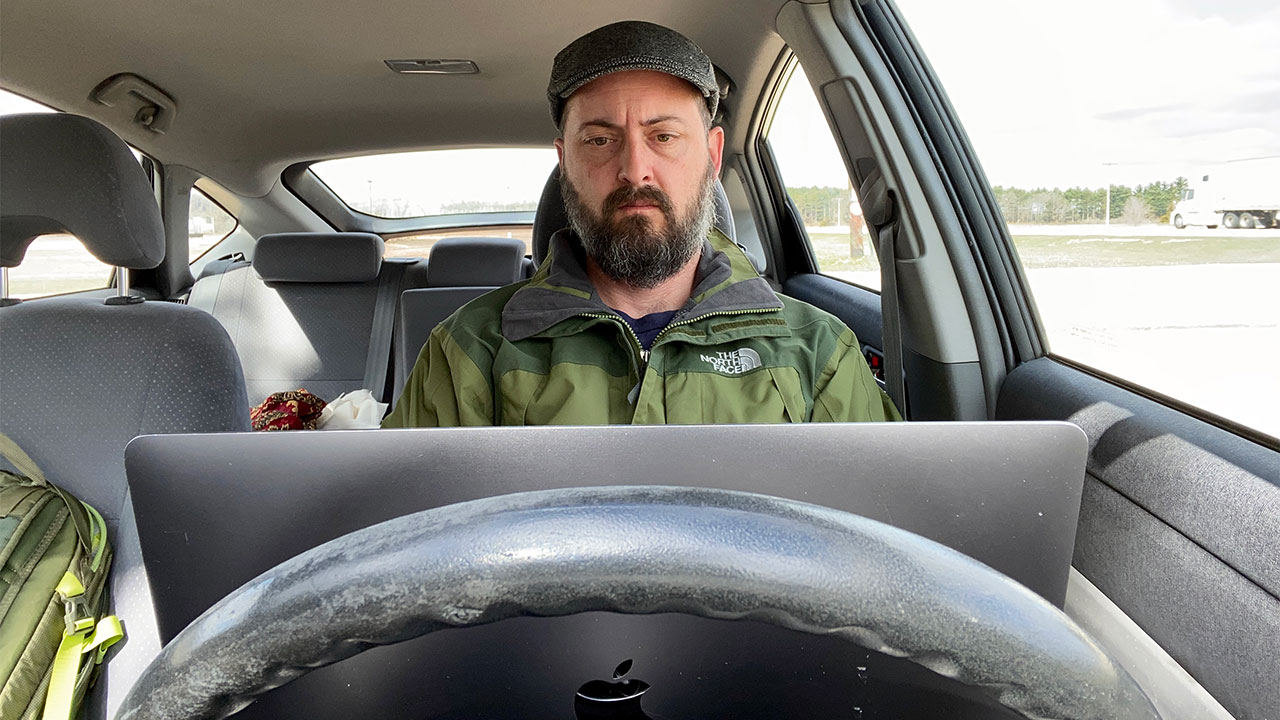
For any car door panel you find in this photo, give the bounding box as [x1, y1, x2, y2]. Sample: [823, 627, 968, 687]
[784, 272, 883, 347]
[998, 357, 1280, 720]
[784, 272, 986, 421]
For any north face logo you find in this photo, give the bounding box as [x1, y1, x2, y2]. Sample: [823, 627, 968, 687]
[700, 348, 763, 375]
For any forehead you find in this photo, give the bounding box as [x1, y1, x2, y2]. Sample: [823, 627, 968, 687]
[563, 70, 704, 127]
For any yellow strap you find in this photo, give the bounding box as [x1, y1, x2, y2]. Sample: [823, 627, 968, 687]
[81, 501, 109, 572]
[84, 615, 125, 664]
[55, 572, 85, 599]
[42, 629, 89, 720]
[40, 577, 127, 720]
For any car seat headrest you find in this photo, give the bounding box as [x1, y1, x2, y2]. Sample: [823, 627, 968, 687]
[531, 166, 737, 266]
[252, 232, 384, 283]
[425, 237, 526, 287]
[0, 113, 164, 269]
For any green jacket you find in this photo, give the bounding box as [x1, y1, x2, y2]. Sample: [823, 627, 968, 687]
[384, 229, 900, 427]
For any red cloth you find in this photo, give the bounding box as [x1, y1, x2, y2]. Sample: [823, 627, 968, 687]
[250, 389, 327, 431]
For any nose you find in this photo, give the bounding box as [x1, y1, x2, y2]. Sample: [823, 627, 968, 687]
[617, 134, 654, 186]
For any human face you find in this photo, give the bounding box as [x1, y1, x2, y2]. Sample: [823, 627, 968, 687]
[561, 157, 716, 288]
[555, 70, 724, 239]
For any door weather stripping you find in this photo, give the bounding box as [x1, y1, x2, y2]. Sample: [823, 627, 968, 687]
[384, 59, 479, 75]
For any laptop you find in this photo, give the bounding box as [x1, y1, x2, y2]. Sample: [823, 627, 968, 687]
[124, 422, 1085, 719]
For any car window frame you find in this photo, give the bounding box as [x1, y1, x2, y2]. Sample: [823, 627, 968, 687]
[187, 184, 241, 265]
[758, 55, 884, 294]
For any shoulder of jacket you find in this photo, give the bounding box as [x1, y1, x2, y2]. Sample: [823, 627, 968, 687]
[775, 293, 852, 337]
[439, 281, 529, 337]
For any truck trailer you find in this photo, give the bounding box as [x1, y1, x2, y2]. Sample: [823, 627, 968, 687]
[1171, 156, 1280, 229]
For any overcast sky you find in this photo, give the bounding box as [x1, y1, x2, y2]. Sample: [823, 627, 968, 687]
[896, 0, 1280, 188]
[5, 0, 1275, 199]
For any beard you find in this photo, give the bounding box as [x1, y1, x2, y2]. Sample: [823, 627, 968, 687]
[561, 162, 716, 289]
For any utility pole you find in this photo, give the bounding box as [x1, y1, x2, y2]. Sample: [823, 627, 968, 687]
[367, 180, 373, 213]
[1102, 162, 1118, 225]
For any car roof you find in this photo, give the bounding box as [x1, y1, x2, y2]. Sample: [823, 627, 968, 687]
[0, 0, 787, 195]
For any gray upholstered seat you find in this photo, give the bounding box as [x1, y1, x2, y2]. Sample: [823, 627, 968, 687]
[393, 236, 526, 403]
[188, 232, 415, 405]
[0, 113, 249, 718]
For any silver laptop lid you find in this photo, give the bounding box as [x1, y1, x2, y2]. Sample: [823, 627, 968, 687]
[125, 421, 1086, 642]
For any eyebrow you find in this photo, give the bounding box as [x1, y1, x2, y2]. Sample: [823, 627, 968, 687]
[577, 115, 688, 131]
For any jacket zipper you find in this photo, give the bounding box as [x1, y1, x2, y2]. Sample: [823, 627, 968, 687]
[649, 307, 776, 348]
[582, 307, 776, 404]
[582, 313, 649, 403]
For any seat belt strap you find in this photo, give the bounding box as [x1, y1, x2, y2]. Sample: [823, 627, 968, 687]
[363, 259, 410, 403]
[187, 253, 247, 310]
[877, 218, 906, 415]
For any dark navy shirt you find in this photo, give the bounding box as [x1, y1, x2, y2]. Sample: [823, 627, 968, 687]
[614, 309, 679, 351]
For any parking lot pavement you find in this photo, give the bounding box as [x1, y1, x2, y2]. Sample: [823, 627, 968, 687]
[827, 262, 1279, 437]
[1026, 263, 1279, 435]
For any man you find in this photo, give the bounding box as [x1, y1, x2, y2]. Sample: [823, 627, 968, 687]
[384, 20, 899, 427]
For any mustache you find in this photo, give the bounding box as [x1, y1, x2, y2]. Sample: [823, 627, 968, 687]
[602, 184, 674, 216]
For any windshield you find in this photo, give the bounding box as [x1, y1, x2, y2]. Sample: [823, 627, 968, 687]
[311, 148, 558, 219]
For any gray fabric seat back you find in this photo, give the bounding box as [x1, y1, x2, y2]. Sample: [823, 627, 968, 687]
[188, 232, 410, 405]
[393, 237, 526, 402]
[0, 113, 249, 719]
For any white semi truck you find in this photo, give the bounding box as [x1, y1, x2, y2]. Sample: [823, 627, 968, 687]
[1171, 156, 1280, 229]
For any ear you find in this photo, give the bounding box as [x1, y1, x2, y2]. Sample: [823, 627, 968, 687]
[554, 137, 565, 169]
[707, 126, 725, 176]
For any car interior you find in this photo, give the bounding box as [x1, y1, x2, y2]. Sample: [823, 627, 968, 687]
[0, 0, 1276, 719]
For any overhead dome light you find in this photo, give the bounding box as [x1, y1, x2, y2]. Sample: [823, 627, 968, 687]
[384, 59, 479, 75]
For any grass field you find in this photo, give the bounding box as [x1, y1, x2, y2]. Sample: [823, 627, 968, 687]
[810, 232, 880, 273]
[1008, 234, 1280, 268]
[809, 229, 1280, 272]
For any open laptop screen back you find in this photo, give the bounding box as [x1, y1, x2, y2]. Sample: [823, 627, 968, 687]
[125, 421, 1086, 643]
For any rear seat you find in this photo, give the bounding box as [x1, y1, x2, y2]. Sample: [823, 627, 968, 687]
[188, 232, 419, 405]
[393, 236, 526, 402]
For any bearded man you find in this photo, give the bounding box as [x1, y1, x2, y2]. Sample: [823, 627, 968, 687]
[384, 21, 899, 427]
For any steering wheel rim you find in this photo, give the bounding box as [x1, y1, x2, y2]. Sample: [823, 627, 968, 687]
[116, 486, 1158, 720]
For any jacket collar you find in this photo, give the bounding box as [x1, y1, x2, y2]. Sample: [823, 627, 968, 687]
[501, 228, 781, 342]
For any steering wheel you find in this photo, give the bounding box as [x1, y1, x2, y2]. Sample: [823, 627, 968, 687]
[115, 486, 1158, 720]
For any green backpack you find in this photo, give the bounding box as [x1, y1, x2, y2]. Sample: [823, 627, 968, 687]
[0, 434, 123, 720]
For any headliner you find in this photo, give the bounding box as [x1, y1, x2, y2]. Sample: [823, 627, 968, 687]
[0, 0, 788, 196]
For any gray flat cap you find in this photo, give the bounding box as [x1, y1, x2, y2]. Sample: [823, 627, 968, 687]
[549, 21, 718, 127]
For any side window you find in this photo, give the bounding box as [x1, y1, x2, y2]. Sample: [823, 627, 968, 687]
[898, 0, 1280, 437]
[764, 62, 880, 291]
[188, 188, 238, 262]
[7, 236, 114, 299]
[1, 88, 116, 299]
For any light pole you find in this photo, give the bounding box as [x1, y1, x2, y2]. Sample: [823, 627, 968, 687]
[1101, 162, 1118, 225]
[367, 180, 373, 213]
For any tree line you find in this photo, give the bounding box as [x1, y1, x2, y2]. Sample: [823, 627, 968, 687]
[992, 179, 1188, 224]
[787, 178, 1190, 227]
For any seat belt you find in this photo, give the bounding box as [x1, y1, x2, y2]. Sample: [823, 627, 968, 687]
[859, 169, 907, 416]
[362, 258, 411, 403]
[186, 252, 246, 308]
[876, 215, 906, 415]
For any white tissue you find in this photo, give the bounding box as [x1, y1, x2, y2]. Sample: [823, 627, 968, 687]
[316, 389, 388, 430]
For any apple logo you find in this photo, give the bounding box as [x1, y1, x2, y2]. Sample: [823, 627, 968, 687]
[574, 659, 653, 718]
